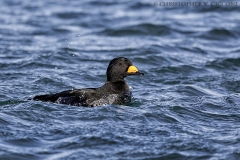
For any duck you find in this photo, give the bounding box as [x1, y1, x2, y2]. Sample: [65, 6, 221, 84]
[33, 57, 144, 107]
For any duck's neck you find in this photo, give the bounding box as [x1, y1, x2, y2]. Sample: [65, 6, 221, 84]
[100, 80, 130, 93]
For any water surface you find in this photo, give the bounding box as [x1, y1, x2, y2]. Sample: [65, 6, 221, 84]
[1, 0, 240, 159]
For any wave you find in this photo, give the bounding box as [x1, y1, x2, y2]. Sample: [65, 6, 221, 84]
[98, 23, 172, 36]
[206, 57, 240, 71]
[199, 28, 238, 40]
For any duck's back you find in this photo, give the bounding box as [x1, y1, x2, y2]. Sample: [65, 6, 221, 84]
[33, 88, 97, 106]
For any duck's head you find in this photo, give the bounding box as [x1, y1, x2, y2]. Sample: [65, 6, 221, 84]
[106, 57, 144, 81]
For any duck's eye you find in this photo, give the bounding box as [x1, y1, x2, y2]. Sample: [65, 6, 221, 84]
[119, 62, 122, 66]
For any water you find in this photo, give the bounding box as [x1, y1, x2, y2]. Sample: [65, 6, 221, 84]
[1, 0, 240, 159]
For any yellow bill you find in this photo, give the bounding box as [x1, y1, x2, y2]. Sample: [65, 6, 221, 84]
[127, 65, 138, 73]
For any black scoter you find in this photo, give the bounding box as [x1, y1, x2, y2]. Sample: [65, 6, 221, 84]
[33, 57, 144, 107]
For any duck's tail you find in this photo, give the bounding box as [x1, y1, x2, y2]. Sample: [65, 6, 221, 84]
[33, 94, 58, 102]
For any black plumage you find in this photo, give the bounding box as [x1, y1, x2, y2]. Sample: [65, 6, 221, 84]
[33, 57, 144, 107]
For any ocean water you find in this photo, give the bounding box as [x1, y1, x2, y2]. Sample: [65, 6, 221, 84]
[1, 0, 240, 159]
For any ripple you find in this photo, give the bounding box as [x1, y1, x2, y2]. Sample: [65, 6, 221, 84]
[99, 23, 172, 36]
[206, 57, 240, 71]
[200, 28, 237, 40]
[175, 85, 222, 97]
[54, 11, 87, 19]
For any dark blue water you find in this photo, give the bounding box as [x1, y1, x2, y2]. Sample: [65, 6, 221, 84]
[1, 0, 240, 159]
